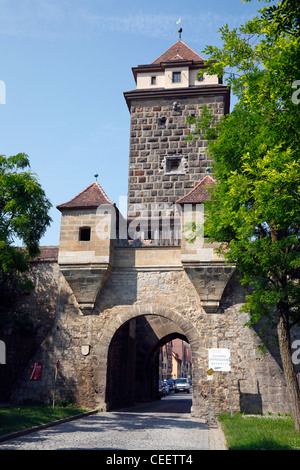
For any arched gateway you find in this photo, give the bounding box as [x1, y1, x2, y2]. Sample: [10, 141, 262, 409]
[9, 32, 296, 418]
[100, 304, 201, 411]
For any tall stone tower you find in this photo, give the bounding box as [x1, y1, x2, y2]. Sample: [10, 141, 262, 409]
[9, 29, 297, 420]
[124, 31, 230, 243]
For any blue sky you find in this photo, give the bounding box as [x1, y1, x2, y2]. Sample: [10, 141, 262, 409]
[0, 0, 265, 246]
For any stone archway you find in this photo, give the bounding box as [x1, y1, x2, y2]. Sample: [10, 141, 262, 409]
[96, 304, 207, 417]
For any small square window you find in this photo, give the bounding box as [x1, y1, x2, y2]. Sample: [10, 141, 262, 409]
[151, 76, 156, 85]
[79, 227, 91, 241]
[172, 72, 181, 83]
[166, 157, 182, 173]
[158, 117, 166, 127]
[198, 74, 204, 82]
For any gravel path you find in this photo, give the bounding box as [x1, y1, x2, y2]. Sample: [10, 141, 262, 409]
[0, 394, 226, 450]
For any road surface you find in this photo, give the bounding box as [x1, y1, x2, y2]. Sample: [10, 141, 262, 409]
[0, 392, 226, 450]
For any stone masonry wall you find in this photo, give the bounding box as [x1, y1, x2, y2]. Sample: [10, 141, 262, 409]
[10, 247, 294, 418]
[127, 95, 225, 218]
[0, 260, 59, 401]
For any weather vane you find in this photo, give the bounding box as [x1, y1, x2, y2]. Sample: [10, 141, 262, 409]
[176, 18, 182, 40]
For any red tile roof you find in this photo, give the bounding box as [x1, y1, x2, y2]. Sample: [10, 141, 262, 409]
[32, 246, 59, 262]
[57, 182, 115, 211]
[151, 41, 204, 64]
[176, 175, 215, 204]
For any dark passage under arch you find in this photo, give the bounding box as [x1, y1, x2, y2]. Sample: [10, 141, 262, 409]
[105, 314, 190, 410]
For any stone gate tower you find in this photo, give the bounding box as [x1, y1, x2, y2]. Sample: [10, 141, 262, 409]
[8, 31, 295, 418]
[124, 33, 230, 242]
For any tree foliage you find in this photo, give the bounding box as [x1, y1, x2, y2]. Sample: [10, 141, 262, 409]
[0, 153, 52, 306]
[187, 0, 300, 430]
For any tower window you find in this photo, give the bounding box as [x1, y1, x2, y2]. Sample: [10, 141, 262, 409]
[79, 227, 91, 241]
[172, 72, 181, 83]
[151, 76, 156, 85]
[166, 157, 182, 173]
[158, 117, 166, 127]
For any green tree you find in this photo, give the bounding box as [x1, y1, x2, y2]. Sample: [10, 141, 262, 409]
[0, 153, 52, 307]
[187, 0, 300, 430]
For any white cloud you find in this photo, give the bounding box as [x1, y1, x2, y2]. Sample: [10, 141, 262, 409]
[0, 1, 254, 41]
[0, 0, 66, 38]
[81, 13, 177, 38]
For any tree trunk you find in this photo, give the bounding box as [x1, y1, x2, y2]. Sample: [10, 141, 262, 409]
[277, 303, 300, 432]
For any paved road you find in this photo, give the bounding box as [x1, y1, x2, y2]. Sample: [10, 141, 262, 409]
[0, 393, 226, 450]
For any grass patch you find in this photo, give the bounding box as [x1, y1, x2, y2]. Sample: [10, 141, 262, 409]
[218, 413, 300, 450]
[0, 404, 87, 436]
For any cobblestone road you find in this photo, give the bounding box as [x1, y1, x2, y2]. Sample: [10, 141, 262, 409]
[0, 394, 226, 450]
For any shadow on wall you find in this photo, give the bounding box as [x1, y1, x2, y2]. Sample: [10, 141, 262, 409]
[13, 362, 79, 407]
[8, 323, 80, 406]
[238, 380, 262, 414]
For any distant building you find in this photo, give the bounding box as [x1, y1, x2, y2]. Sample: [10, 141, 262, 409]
[159, 339, 192, 380]
[160, 342, 173, 380]
[172, 339, 192, 378]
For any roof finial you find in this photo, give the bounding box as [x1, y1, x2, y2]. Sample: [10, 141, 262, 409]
[176, 18, 182, 40]
[206, 167, 211, 176]
[94, 173, 99, 182]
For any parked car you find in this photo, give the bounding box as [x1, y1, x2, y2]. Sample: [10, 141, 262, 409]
[174, 377, 190, 393]
[158, 380, 163, 397]
[163, 380, 170, 394]
[158, 380, 167, 397]
[166, 379, 175, 392]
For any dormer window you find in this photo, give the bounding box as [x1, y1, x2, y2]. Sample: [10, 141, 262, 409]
[172, 72, 181, 83]
[79, 227, 91, 241]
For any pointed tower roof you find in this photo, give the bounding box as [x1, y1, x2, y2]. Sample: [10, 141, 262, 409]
[57, 181, 115, 211]
[176, 174, 215, 204]
[151, 40, 204, 64]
